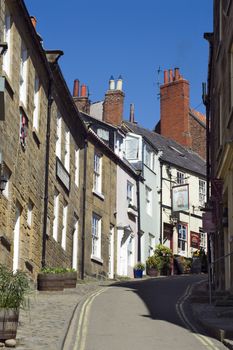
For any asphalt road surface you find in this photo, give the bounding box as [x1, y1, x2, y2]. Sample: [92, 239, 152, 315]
[70, 275, 228, 350]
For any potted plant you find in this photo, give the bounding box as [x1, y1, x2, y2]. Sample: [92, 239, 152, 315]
[37, 267, 66, 291]
[154, 244, 173, 276]
[146, 256, 159, 277]
[0, 265, 30, 341]
[133, 262, 145, 278]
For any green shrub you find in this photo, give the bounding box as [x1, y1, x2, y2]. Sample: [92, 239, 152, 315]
[146, 256, 159, 269]
[134, 262, 145, 271]
[0, 265, 30, 310]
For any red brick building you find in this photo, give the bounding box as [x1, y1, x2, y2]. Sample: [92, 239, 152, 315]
[155, 68, 206, 160]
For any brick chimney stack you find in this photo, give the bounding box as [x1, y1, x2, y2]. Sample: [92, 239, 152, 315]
[160, 68, 192, 148]
[30, 16, 37, 28]
[103, 75, 125, 126]
[73, 79, 90, 114]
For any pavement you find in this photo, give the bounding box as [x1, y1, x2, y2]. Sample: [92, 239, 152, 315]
[15, 278, 113, 350]
[10, 275, 233, 350]
[189, 277, 233, 350]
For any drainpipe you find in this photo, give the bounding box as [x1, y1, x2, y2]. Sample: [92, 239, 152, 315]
[41, 78, 53, 268]
[159, 163, 163, 244]
[81, 138, 88, 279]
[136, 175, 141, 262]
[203, 32, 213, 303]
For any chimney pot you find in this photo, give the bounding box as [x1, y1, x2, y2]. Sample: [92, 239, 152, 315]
[169, 69, 173, 82]
[129, 103, 135, 123]
[80, 84, 87, 97]
[73, 79, 80, 97]
[174, 67, 180, 81]
[116, 75, 123, 91]
[164, 70, 168, 84]
[30, 16, 37, 29]
[109, 76, 115, 90]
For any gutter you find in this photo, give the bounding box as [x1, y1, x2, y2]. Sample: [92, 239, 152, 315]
[41, 78, 53, 268]
[160, 162, 163, 244]
[81, 139, 88, 279]
[136, 174, 142, 262]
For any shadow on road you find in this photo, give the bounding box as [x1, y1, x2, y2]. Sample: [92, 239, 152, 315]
[100, 274, 208, 336]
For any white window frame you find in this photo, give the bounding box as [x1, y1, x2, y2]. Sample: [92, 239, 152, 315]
[125, 135, 140, 160]
[55, 112, 62, 159]
[19, 41, 28, 106]
[1, 166, 11, 199]
[64, 125, 70, 172]
[27, 200, 33, 227]
[74, 145, 79, 187]
[177, 171, 185, 184]
[72, 215, 79, 270]
[93, 152, 102, 194]
[127, 181, 133, 205]
[3, 7, 11, 77]
[33, 73, 40, 131]
[53, 190, 59, 241]
[199, 179, 206, 206]
[178, 223, 187, 253]
[145, 185, 152, 215]
[148, 233, 155, 256]
[91, 214, 102, 260]
[199, 228, 206, 249]
[61, 202, 68, 250]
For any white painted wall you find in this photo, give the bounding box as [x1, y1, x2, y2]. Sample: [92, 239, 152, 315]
[116, 165, 138, 277]
[161, 164, 207, 258]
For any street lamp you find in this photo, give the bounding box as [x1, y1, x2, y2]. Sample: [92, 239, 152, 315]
[0, 43, 8, 55]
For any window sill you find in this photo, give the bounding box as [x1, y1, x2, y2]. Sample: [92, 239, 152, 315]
[91, 255, 103, 265]
[3, 74, 14, 100]
[92, 190, 105, 201]
[32, 128, 41, 148]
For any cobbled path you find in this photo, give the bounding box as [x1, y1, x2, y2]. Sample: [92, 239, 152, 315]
[16, 279, 112, 350]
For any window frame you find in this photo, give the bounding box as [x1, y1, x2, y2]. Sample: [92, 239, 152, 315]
[145, 185, 152, 215]
[3, 6, 11, 77]
[178, 223, 187, 253]
[199, 179, 206, 206]
[91, 213, 102, 260]
[33, 72, 40, 131]
[19, 40, 28, 107]
[53, 189, 59, 241]
[93, 151, 102, 194]
[61, 201, 68, 250]
[177, 171, 185, 185]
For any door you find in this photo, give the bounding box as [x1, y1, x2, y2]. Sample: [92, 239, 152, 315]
[108, 226, 114, 279]
[13, 204, 21, 272]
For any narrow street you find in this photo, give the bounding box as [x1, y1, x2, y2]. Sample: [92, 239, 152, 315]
[65, 275, 228, 350]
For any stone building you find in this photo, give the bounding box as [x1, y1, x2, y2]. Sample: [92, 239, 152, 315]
[205, 0, 233, 291]
[43, 57, 87, 275]
[0, 0, 50, 276]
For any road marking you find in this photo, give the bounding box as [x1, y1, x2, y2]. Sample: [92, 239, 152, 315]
[74, 287, 109, 350]
[176, 281, 221, 350]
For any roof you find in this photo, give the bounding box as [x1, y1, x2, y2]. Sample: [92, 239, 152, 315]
[189, 109, 206, 127]
[123, 121, 206, 177]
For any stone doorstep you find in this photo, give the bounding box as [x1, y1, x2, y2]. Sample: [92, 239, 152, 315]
[198, 317, 233, 342]
[224, 339, 233, 350]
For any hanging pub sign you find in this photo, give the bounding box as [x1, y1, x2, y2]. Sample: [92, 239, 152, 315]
[190, 231, 200, 248]
[172, 184, 189, 212]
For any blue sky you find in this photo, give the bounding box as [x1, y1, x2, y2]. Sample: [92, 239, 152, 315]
[24, 0, 213, 129]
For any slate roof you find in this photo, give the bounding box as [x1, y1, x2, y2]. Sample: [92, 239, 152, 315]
[124, 121, 206, 177]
